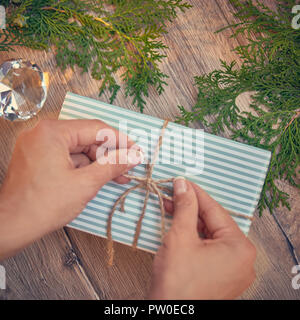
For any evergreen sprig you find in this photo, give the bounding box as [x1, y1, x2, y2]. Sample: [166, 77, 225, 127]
[1, 0, 191, 111]
[177, 0, 300, 215]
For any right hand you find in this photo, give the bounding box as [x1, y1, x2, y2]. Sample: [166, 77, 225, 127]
[149, 177, 256, 300]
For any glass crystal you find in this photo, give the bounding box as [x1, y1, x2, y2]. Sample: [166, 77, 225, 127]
[0, 59, 48, 121]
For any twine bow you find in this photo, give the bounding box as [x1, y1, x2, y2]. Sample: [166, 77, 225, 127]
[106, 120, 253, 266]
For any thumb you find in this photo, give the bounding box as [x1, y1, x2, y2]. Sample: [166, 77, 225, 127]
[170, 177, 199, 238]
[78, 148, 143, 189]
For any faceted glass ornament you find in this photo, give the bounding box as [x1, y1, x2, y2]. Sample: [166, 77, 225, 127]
[0, 59, 48, 121]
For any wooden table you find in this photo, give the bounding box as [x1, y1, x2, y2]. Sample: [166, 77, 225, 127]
[0, 0, 299, 300]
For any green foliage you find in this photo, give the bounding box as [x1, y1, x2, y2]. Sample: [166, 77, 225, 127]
[177, 0, 300, 215]
[1, 0, 191, 111]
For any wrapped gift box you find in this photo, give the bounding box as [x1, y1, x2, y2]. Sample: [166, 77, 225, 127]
[59, 92, 271, 253]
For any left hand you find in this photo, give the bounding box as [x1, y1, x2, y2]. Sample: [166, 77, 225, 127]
[0, 119, 142, 260]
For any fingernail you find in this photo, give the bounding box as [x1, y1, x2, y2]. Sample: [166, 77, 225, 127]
[132, 144, 143, 152]
[128, 150, 144, 166]
[174, 176, 187, 195]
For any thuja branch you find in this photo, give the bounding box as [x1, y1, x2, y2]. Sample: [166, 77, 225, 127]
[41, 6, 139, 52]
[284, 109, 300, 132]
[177, 0, 300, 215]
[1, 0, 191, 111]
[41, 6, 146, 68]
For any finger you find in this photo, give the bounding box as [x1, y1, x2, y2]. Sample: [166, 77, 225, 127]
[163, 198, 174, 215]
[197, 217, 206, 234]
[170, 177, 199, 238]
[113, 175, 131, 184]
[105, 145, 143, 184]
[191, 182, 242, 239]
[54, 119, 135, 152]
[163, 199, 207, 235]
[69, 144, 99, 158]
[70, 153, 91, 168]
[78, 148, 143, 189]
[71, 143, 143, 165]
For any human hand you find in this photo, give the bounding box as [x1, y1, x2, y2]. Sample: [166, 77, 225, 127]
[0, 119, 142, 260]
[149, 177, 256, 300]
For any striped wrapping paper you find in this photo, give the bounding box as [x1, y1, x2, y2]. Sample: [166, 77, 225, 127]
[59, 92, 271, 253]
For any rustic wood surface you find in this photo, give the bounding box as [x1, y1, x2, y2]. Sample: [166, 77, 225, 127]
[0, 0, 299, 300]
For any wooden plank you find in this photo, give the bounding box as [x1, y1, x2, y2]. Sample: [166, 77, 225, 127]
[0, 230, 99, 300]
[64, 228, 153, 300]
[271, 180, 300, 262]
[241, 211, 300, 299]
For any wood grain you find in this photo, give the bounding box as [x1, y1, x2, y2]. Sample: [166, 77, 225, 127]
[0, 0, 299, 299]
[242, 211, 299, 299]
[0, 230, 98, 300]
[215, 0, 300, 261]
[64, 228, 154, 300]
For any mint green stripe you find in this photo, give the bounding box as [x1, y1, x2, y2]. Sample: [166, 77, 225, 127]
[203, 135, 270, 161]
[101, 179, 254, 211]
[80, 211, 162, 238]
[63, 98, 269, 166]
[66, 93, 163, 127]
[84, 202, 250, 230]
[96, 184, 253, 215]
[76, 216, 161, 246]
[151, 164, 260, 195]
[69, 221, 159, 252]
[64, 97, 163, 129]
[170, 121, 270, 160]
[60, 108, 266, 179]
[85, 207, 163, 232]
[66, 93, 271, 160]
[89, 195, 164, 218]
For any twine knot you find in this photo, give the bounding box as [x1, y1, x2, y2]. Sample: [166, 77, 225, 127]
[107, 120, 172, 266]
[106, 120, 253, 266]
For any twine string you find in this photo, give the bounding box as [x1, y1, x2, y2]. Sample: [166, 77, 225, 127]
[106, 120, 253, 266]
